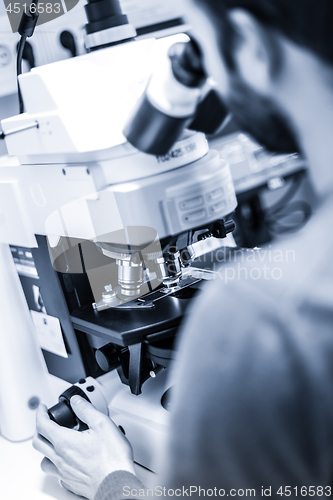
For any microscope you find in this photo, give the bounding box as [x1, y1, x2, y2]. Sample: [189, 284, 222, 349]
[0, 0, 237, 473]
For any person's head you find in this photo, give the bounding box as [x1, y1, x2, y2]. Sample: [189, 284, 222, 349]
[182, 0, 333, 155]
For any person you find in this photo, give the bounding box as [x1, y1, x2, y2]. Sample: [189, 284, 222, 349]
[33, 0, 333, 498]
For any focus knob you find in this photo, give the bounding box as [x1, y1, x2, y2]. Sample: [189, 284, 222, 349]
[95, 344, 121, 372]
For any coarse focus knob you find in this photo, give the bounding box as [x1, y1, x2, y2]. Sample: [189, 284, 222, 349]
[48, 386, 91, 430]
[95, 344, 121, 372]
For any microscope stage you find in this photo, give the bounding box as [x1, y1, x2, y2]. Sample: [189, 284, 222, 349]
[70, 278, 201, 346]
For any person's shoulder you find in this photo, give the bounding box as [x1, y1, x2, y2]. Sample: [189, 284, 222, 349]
[176, 207, 333, 376]
[204, 196, 333, 316]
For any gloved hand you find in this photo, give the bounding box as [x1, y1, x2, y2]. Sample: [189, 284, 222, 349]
[33, 395, 136, 500]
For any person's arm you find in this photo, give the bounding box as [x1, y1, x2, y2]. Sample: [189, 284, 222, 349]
[160, 277, 333, 495]
[94, 470, 145, 500]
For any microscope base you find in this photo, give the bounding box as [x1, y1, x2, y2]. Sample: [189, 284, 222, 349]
[105, 369, 170, 475]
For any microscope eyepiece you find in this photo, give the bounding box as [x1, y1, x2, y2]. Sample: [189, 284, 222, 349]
[124, 39, 230, 155]
[84, 0, 136, 51]
[168, 39, 206, 89]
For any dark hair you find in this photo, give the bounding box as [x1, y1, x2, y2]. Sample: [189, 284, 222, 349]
[194, 0, 333, 69]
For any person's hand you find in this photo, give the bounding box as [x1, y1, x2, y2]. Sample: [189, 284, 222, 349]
[32, 396, 136, 500]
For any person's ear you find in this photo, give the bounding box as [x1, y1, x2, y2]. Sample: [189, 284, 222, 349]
[228, 8, 282, 93]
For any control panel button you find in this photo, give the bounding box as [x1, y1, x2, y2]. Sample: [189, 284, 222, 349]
[206, 188, 224, 202]
[225, 181, 234, 193]
[179, 196, 204, 211]
[182, 209, 206, 224]
[227, 195, 237, 205]
[209, 201, 227, 215]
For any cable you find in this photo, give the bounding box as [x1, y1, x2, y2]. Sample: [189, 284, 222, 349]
[17, 34, 27, 114]
[16, 0, 39, 113]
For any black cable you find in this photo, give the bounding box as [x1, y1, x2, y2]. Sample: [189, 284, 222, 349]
[16, 0, 39, 113]
[17, 34, 27, 114]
